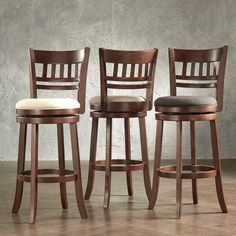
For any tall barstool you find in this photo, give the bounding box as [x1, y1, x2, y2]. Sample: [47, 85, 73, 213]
[12, 48, 90, 223]
[85, 48, 158, 208]
[148, 46, 228, 218]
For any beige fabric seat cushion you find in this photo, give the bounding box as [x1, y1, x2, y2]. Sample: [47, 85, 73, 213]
[90, 95, 147, 112]
[16, 98, 80, 115]
[155, 96, 217, 113]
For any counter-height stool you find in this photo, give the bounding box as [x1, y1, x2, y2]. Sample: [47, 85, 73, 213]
[148, 46, 228, 218]
[85, 48, 158, 208]
[12, 48, 90, 223]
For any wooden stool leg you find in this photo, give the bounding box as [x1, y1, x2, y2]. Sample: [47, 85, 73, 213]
[104, 118, 112, 208]
[210, 120, 228, 213]
[85, 117, 99, 200]
[30, 124, 39, 224]
[124, 118, 133, 196]
[70, 123, 87, 219]
[148, 120, 164, 209]
[12, 123, 27, 214]
[190, 121, 198, 204]
[57, 124, 68, 209]
[139, 117, 151, 201]
[176, 121, 183, 219]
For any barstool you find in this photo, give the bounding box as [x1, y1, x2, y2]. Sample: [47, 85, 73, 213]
[148, 46, 228, 218]
[85, 48, 158, 208]
[12, 48, 90, 223]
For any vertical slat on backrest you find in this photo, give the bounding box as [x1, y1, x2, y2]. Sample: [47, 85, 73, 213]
[51, 64, 56, 79]
[213, 62, 217, 76]
[122, 64, 127, 77]
[113, 63, 118, 77]
[68, 64, 72, 78]
[138, 64, 142, 77]
[199, 62, 203, 76]
[42, 64, 47, 77]
[60, 64, 64, 78]
[75, 63, 79, 78]
[145, 63, 149, 76]
[207, 62, 211, 76]
[130, 64, 135, 77]
[182, 62, 187, 79]
[190, 62, 195, 76]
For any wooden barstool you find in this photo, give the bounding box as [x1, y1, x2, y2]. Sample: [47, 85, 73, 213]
[85, 48, 158, 208]
[148, 46, 228, 218]
[12, 48, 90, 223]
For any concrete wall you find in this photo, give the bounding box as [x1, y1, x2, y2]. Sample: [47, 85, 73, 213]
[0, 0, 236, 161]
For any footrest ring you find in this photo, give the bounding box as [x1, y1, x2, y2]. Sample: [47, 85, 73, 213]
[18, 168, 76, 183]
[93, 159, 145, 172]
[157, 164, 217, 179]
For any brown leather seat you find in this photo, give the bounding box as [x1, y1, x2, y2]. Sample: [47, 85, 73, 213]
[90, 95, 147, 112]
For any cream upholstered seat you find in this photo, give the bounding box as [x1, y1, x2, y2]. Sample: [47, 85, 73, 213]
[90, 95, 147, 112]
[16, 98, 80, 116]
[16, 98, 80, 110]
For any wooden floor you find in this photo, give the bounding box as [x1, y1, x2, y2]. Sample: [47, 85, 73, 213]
[0, 160, 235, 236]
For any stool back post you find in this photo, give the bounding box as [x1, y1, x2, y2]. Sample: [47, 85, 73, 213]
[168, 45, 228, 112]
[99, 48, 158, 112]
[28, 47, 90, 114]
[29, 48, 37, 98]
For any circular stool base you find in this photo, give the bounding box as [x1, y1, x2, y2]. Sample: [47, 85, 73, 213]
[93, 159, 145, 172]
[18, 168, 76, 183]
[157, 164, 217, 179]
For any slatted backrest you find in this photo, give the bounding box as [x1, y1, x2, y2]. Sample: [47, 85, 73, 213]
[29, 47, 90, 113]
[169, 46, 228, 111]
[99, 48, 158, 111]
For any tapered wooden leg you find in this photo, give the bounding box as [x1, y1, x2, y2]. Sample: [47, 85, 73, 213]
[139, 117, 151, 201]
[190, 121, 198, 204]
[70, 123, 87, 219]
[104, 118, 112, 208]
[124, 118, 133, 196]
[176, 121, 182, 219]
[148, 120, 164, 209]
[30, 124, 38, 224]
[57, 124, 68, 209]
[85, 118, 99, 200]
[12, 124, 27, 214]
[210, 120, 228, 213]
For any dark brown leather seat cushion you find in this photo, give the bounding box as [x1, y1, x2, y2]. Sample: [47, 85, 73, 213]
[90, 95, 147, 112]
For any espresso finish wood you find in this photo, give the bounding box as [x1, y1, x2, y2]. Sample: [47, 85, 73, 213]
[12, 48, 90, 223]
[149, 46, 228, 218]
[125, 118, 133, 196]
[85, 48, 158, 208]
[57, 124, 68, 209]
[12, 124, 27, 214]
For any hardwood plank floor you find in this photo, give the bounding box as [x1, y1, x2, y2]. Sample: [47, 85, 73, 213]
[0, 160, 235, 236]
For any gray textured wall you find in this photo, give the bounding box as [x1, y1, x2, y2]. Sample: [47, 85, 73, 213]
[0, 0, 236, 161]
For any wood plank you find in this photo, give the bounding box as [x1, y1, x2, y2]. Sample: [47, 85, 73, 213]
[1, 160, 235, 235]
